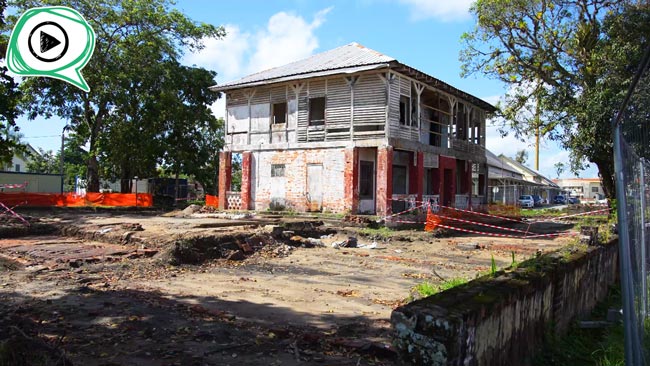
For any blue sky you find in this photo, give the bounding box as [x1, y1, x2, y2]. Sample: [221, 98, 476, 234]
[11, 0, 597, 179]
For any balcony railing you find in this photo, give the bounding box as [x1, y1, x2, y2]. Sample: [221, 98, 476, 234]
[451, 139, 485, 155]
[226, 191, 242, 210]
[422, 194, 440, 212]
[455, 194, 469, 209]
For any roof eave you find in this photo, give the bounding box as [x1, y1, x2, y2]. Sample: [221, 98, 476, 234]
[388, 61, 497, 113]
[209, 63, 391, 92]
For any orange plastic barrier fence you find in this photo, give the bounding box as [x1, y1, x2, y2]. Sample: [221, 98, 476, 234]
[424, 207, 440, 232]
[0, 192, 153, 207]
[205, 194, 219, 207]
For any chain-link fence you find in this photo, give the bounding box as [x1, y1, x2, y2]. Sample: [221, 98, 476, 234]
[614, 44, 650, 366]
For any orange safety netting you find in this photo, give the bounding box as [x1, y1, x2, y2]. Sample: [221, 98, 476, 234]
[205, 194, 218, 207]
[0, 192, 153, 207]
[424, 206, 441, 232]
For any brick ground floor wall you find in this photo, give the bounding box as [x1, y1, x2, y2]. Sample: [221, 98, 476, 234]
[249, 147, 347, 212]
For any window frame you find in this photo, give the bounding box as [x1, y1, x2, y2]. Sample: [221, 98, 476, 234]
[271, 164, 285, 177]
[272, 102, 287, 124]
[399, 95, 410, 126]
[308, 97, 326, 126]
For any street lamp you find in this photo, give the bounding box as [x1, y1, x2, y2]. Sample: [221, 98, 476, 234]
[134, 176, 139, 208]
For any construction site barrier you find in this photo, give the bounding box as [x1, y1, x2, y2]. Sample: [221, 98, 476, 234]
[0, 192, 153, 207]
[205, 194, 218, 207]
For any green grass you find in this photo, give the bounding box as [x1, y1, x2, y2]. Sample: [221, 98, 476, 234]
[413, 278, 468, 298]
[359, 226, 395, 237]
[533, 286, 649, 366]
[520, 208, 567, 217]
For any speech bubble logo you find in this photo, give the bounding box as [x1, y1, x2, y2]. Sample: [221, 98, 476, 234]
[5, 6, 96, 92]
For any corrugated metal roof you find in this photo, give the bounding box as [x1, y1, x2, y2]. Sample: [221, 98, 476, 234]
[500, 155, 559, 187]
[486, 149, 520, 175]
[212, 42, 394, 90]
[209, 43, 496, 111]
[217, 64, 389, 91]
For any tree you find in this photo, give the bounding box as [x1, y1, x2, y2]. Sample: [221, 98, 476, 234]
[180, 117, 224, 196]
[554, 162, 565, 179]
[460, 0, 645, 199]
[0, 0, 23, 166]
[156, 63, 222, 196]
[6, 0, 225, 191]
[514, 149, 528, 165]
[24, 137, 89, 191]
[26, 148, 58, 174]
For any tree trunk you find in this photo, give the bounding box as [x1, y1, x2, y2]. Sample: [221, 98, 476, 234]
[87, 155, 100, 192]
[594, 158, 616, 201]
[174, 170, 179, 207]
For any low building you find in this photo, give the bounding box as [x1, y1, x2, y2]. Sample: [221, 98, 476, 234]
[0, 145, 63, 193]
[211, 43, 496, 214]
[486, 152, 561, 204]
[553, 178, 604, 201]
[0, 144, 39, 173]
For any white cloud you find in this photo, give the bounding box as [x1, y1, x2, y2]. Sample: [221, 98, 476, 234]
[183, 25, 250, 82]
[485, 121, 530, 159]
[210, 98, 226, 120]
[247, 7, 332, 74]
[183, 7, 332, 83]
[398, 0, 473, 22]
[183, 8, 332, 120]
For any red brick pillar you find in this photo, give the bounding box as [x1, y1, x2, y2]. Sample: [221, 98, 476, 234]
[376, 146, 393, 216]
[344, 148, 359, 213]
[467, 160, 473, 208]
[241, 151, 252, 210]
[416, 151, 424, 204]
[218, 151, 232, 209]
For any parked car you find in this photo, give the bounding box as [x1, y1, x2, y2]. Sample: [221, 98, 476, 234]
[553, 195, 566, 204]
[532, 195, 543, 207]
[519, 195, 535, 208]
[568, 197, 580, 204]
[596, 198, 608, 205]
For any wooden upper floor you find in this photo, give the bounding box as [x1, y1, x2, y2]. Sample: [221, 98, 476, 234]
[211, 43, 495, 161]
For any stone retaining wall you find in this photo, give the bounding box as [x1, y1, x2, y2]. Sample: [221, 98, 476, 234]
[391, 241, 619, 365]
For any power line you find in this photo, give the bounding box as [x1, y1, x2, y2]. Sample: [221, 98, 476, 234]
[23, 134, 62, 138]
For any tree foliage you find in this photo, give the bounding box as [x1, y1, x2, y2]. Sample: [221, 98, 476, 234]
[514, 149, 528, 165]
[26, 148, 58, 174]
[25, 138, 89, 191]
[0, 0, 24, 166]
[6, 0, 225, 191]
[461, 0, 649, 198]
[554, 161, 565, 178]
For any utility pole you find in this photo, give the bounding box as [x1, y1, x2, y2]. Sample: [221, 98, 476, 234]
[60, 127, 65, 194]
[535, 97, 540, 171]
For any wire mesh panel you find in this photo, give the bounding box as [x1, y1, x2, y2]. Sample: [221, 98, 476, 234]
[614, 49, 650, 365]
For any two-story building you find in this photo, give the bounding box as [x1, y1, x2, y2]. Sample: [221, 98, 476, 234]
[211, 43, 496, 215]
[553, 178, 604, 201]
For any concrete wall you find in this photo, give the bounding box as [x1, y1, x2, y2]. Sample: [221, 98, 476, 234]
[391, 241, 619, 366]
[0, 172, 62, 193]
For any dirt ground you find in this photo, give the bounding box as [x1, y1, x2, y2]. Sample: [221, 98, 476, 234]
[0, 208, 575, 365]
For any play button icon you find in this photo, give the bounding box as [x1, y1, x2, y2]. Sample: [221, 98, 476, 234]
[28, 21, 68, 62]
[40, 31, 61, 53]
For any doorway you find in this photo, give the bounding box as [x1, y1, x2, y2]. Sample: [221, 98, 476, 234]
[307, 164, 323, 211]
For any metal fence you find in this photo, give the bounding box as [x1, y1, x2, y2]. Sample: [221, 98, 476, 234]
[613, 44, 650, 366]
